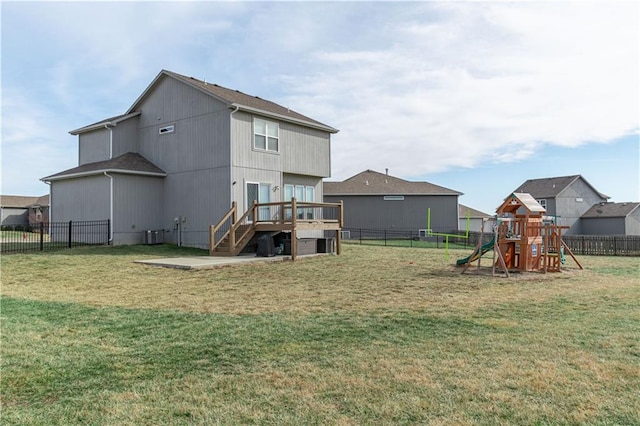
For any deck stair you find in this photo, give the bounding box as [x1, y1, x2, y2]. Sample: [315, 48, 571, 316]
[209, 198, 344, 260]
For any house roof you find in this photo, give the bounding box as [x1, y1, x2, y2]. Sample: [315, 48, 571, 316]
[125, 70, 338, 134]
[581, 202, 640, 218]
[514, 175, 609, 199]
[69, 112, 141, 135]
[0, 194, 50, 208]
[42, 152, 166, 182]
[324, 169, 462, 196]
[459, 204, 491, 218]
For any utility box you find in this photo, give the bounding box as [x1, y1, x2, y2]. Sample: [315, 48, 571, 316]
[144, 230, 163, 245]
[317, 237, 335, 254]
[256, 234, 276, 257]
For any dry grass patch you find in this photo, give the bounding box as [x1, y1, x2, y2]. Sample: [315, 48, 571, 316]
[2, 244, 639, 424]
[3, 244, 635, 316]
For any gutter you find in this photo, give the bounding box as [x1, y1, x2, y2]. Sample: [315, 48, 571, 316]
[231, 103, 339, 134]
[104, 172, 114, 243]
[43, 169, 167, 182]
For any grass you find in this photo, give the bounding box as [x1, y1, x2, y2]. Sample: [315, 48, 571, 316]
[2, 244, 639, 425]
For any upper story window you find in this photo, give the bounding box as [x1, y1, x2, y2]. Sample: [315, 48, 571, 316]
[537, 199, 547, 210]
[254, 118, 279, 152]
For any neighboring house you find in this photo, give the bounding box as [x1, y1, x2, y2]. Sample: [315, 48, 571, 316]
[580, 202, 640, 235]
[458, 204, 492, 233]
[323, 169, 461, 234]
[513, 175, 608, 235]
[43, 69, 338, 248]
[0, 195, 50, 228]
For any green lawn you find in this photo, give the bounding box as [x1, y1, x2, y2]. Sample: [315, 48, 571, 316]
[2, 244, 639, 425]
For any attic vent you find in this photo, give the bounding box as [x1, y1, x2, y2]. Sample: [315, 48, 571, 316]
[159, 125, 175, 135]
[384, 196, 404, 201]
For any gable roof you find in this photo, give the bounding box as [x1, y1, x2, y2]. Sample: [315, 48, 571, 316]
[42, 152, 166, 182]
[581, 202, 640, 218]
[459, 204, 491, 218]
[0, 194, 50, 208]
[514, 175, 608, 199]
[126, 70, 338, 133]
[324, 169, 462, 196]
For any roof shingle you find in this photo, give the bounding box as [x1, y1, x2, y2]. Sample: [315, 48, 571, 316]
[324, 170, 461, 195]
[43, 152, 166, 181]
[581, 202, 640, 218]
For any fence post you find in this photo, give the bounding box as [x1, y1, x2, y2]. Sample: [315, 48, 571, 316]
[40, 222, 44, 251]
[384, 230, 387, 246]
[107, 219, 111, 245]
[68, 220, 72, 248]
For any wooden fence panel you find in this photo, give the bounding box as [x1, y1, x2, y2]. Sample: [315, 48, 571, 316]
[563, 235, 640, 256]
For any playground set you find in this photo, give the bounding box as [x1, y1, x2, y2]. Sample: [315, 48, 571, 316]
[456, 193, 583, 277]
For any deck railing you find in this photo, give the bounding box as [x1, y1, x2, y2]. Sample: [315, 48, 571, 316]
[210, 199, 343, 257]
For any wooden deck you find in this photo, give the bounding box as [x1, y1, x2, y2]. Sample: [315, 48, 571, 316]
[209, 199, 343, 260]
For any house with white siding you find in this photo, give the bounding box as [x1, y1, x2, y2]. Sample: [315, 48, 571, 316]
[43, 70, 338, 249]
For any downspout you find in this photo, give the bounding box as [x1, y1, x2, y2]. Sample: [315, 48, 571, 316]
[104, 172, 114, 243]
[229, 105, 239, 206]
[104, 123, 113, 159]
[41, 179, 52, 223]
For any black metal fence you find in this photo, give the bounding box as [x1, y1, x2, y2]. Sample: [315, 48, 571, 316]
[0, 220, 110, 254]
[342, 228, 640, 257]
[341, 228, 493, 249]
[563, 235, 640, 256]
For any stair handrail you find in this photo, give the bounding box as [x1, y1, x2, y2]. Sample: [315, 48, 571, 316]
[209, 201, 237, 253]
[229, 202, 257, 255]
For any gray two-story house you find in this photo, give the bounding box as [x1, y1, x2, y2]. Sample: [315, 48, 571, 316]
[43, 70, 338, 249]
[513, 175, 608, 235]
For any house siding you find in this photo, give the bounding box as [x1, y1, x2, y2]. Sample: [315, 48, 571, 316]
[627, 210, 640, 235]
[112, 115, 140, 157]
[162, 167, 231, 249]
[51, 175, 110, 222]
[556, 180, 606, 235]
[581, 217, 626, 235]
[112, 175, 164, 245]
[79, 128, 110, 165]
[324, 194, 458, 232]
[134, 75, 233, 249]
[1, 207, 28, 227]
[281, 124, 331, 177]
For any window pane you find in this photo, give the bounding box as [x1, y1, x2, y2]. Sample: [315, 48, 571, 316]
[267, 137, 278, 151]
[267, 123, 278, 137]
[284, 184, 294, 200]
[305, 186, 314, 202]
[254, 119, 266, 135]
[255, 134, 266, 150]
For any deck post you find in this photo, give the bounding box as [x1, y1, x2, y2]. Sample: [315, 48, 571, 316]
[336, 200, 343, 255]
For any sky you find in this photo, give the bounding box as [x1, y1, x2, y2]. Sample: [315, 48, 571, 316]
[1, 1, 638, 215]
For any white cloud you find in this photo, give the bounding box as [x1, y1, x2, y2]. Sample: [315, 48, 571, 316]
[1, 1, 637, 201]
[279, 2, 639, 180]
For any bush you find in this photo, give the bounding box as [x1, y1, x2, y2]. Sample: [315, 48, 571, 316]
[1, 225, 13, 231]
[13, 225, 25, 232]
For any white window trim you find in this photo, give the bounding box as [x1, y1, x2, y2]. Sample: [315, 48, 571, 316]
[159, 124, 175, 135]
[253, 118, 279, 153]
[536, 199, 547, 209]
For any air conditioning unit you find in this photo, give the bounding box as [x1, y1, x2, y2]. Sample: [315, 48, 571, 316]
[144, 230, 162, 245]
